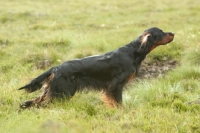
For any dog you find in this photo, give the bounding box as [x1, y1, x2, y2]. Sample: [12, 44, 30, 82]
[18, 27, 174, 108]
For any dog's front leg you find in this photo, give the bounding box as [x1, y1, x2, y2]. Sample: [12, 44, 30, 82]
[102, 71, 133, 107]
[101, 84, 124, 108]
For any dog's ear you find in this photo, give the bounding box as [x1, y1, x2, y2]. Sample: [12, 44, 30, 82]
[141, 33, 151, 45]
[137, 33, 152, 53]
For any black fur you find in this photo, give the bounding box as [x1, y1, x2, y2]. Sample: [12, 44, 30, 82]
[19, 27, 174, 108]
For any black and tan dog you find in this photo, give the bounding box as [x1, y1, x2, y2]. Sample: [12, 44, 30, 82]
[19, 27, 174, 108]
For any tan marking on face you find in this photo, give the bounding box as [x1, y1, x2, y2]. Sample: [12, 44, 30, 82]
[155, 33, 174, 45]
[149, 44, 158, 52]
[150, 33, 174, 52]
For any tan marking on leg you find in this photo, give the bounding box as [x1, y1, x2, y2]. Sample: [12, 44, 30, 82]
[101, 92, 121, 108]
[33, 73, 54, 106]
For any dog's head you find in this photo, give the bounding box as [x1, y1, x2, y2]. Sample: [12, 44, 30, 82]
[138, 27, 174, 53]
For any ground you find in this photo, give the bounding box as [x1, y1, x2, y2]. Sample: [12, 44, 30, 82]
[138, 58, 177, 79]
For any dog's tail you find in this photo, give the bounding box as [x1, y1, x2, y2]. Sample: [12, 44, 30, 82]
[18, 68, 54, 93]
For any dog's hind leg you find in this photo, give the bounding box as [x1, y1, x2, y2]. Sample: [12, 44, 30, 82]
[20, 74, 54, 109]
[20, 83, 52, 109]
[49, 76, 77, 100]
[20, 75, 77, 109]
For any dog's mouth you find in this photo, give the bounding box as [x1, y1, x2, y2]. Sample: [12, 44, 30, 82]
[158, 32, 175, 45]
[150, 33, 174, 52]
[167, 37, 174, 43]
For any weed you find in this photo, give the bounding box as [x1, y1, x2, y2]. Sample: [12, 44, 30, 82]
[172, 100, 188, 112]
[182, 46, 200, 65]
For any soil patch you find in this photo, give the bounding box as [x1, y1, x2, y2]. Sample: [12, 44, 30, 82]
[137, 59, 177, 79]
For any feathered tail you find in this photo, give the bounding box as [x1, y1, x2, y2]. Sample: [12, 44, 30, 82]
[18, 68, 53, 93]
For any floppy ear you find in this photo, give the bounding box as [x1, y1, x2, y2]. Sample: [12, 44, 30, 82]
[141, 33, 151, 45]
[137, 33, 152, 53]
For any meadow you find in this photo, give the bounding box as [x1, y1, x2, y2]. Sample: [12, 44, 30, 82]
[0, 0, 200, 132]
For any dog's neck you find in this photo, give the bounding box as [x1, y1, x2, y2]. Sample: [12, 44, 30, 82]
[124, 36, 151, 62]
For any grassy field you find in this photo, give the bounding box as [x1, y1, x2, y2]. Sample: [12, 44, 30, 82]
[0, 0, 200, 132]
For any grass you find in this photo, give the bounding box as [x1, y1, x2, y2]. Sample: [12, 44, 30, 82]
[0, 0, 200, 132]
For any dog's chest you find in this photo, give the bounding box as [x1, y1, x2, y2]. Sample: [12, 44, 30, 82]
[126, 72, 135, 82]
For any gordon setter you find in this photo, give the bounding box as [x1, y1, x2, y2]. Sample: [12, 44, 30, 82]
[18, 27, 174, 108]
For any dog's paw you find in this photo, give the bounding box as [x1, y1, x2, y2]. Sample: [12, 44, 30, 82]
[19, 101, 33, 109]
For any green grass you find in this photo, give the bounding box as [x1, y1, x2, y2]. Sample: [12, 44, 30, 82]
[0, 0, 200, 132]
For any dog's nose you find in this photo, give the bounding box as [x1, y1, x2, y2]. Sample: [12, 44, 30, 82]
[169, 32, 175, 36]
